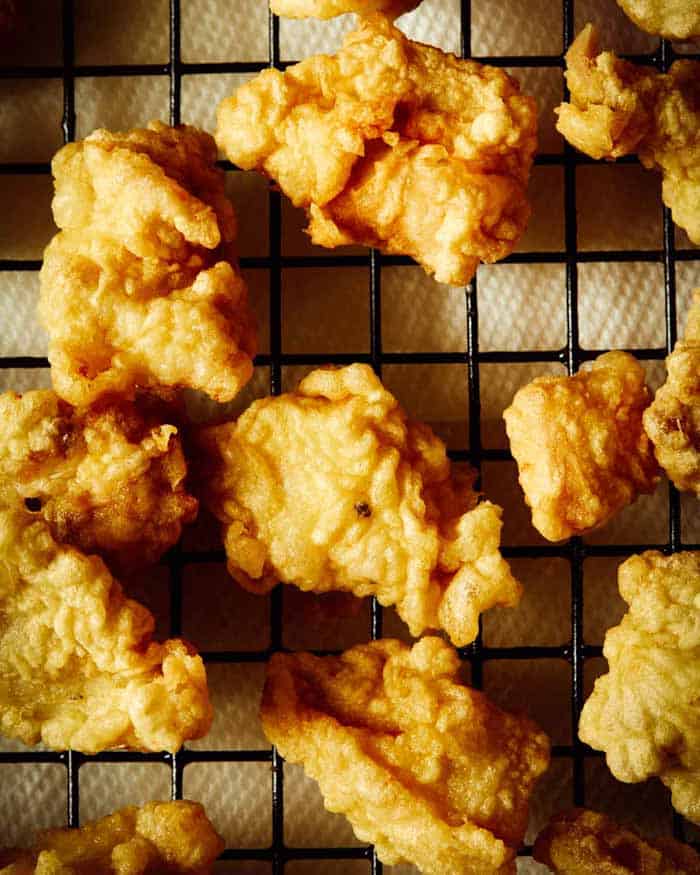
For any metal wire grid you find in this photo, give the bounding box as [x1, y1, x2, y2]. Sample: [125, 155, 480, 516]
[1, 0, 699, 869]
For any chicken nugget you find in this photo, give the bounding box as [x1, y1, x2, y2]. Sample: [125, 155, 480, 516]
[0, 800, 224, 874]
[556, 25, 700, 244]
[217, 14, 537, 285]
[503, 352, 659, 542]
[533, 808, 700, 874]
[579, 551, 700, 824]
[270, 0, 420, 18]
[616, 0, 700, 40]
[40, 121, 257, 406]
[261, 637, 550, 875]
[0, 502, 212, 753]
[0, 389, 197, 573]
[644, 291, 700, 495]
[196, 363, 520, 647]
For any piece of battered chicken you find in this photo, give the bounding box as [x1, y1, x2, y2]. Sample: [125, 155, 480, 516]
[261, 638, 550, 875]
[579, 551, 700, 825]
[557, 24, 700, 244]
[503, 352, 659, 542]
[644, 291, 700, 496]
[0, 502, 212, 753]
[196, 363, 521, 647]
[39, 121, 257, 407]
[616, 0, 700, 40]
[270, 0, 420, 18]
[533, 808, 700, 874]
[0, 801, 224, 874]
[217, 14, 537, 285]
[0, 390, 197, 573]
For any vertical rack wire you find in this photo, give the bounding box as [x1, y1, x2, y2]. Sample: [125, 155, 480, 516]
[0, 0, 698, 866]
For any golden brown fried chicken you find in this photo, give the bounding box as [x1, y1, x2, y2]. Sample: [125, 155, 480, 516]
[557, 25, 700, 244]
[39, 121, 257, 407]
[217, 15, 537, 285]
[196, 363, 520, 647]
[270, 0, 420, 18]
[503, 352, 659, 542]
[579, 551, 700, 824]
[616, 0, 700, 39]
[261, 638, 550, 875]
[0, 389, 197, 573]
[0, 502, 212, 753]
[0, 801, 224, 874]
[644, 291, 700, 496]
[533, 808, 700, 874]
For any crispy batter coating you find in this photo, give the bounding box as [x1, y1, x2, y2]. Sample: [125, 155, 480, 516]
[533, 808, 700, 874]
[196, 363, 521, 647]
[0, 389, 197, 573]
[579, 551, 700, 824]
[270, 0, 420, 18]
[556, 25, 700, 244]
[216, 15, 537, 285]
[503, 352, 659, 542]
[616, 0, 700, 39]
[0, 503, 212, 753]
[644, 291, 700, 495]
[0, 801, 224, 874]
[39, 121, 257, 406]
[261, 638, 550, 875]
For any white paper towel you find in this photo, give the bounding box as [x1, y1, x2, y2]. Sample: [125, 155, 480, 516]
[0, 0, 699, 871]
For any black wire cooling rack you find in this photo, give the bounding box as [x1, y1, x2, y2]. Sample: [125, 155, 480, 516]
[1, 0, 699, 870]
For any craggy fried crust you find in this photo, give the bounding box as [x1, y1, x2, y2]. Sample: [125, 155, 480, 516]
[644, 291, 700, 495]
[0, 390, 197, 573]
[196, 363, 521, 647]
[0, 801, 224, 874]
[0, 503, 212, 753]
[217, 15, 537, 285]
[270, 0, 420, 18]
[503, 352, 659, 542]
[579, 551, 700, 824]
[556, 25, 700, 244]
[261, 638, 550, 875]
[616, 0, 700, 39]
[39, 121, 256, 406]
[533, 808, 700, 874]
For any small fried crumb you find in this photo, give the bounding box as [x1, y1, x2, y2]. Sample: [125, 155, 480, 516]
[534, 808, 700, 874]
[504, 351, 659, 541]
[261, 637, 550, 875]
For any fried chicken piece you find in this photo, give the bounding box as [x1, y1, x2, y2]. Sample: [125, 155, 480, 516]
[261, 638, 550, 875]
[217, 14, 537, 285]
[556, 25, 700, 244]
[39, 121, 257, 407]
[579, 551, 700, 824]
[503, 352, 659, 542]
[644, 291, 700, 495]
[196, 363, 520, 647]
[0, 502, 212, 753]
[533, 808, 700, 874]
[616, 0, 700, 40]
[270, 0, 420, 18]
[0, 801, 224, 874]
[0, 389, 197, 573]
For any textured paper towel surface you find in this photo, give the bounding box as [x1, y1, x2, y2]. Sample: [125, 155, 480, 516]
[1, 0, 699, 871]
